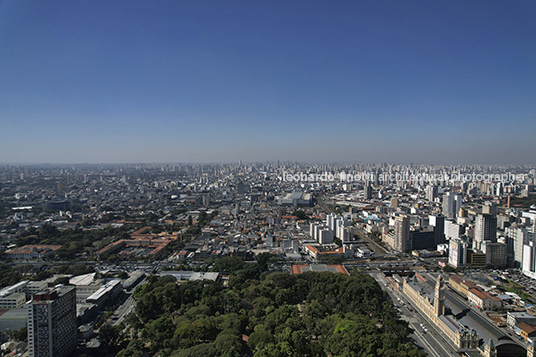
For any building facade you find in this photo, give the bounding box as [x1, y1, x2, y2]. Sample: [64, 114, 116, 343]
[27, 286, 77, 357]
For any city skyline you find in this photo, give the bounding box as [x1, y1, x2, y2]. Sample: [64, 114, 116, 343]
[1, 0, 535, 165]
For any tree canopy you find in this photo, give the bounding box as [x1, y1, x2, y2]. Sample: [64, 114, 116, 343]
[118, 261, 425, 357]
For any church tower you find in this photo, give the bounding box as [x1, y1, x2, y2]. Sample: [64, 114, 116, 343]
[434, 275, 445, 316]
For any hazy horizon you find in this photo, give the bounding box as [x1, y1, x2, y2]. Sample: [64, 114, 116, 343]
[1, 1, 535, 165]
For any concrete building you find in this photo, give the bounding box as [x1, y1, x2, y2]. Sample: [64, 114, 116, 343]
[442, 192, 463, 219]
[278, 191, 313, 207]
[394, 215, 411, 252]
[0, 293, 26, 309]
[27, 286, 77, 357]
[425, 185, 438, 202]
[449, 238, 468, 268]
[318, 228, 334, 245]
[474, 214, 498, 251]
[506, 226, 536, 268]
[444, 220, 462, 241]
[430, 215, 446, 246]
[523, 242, 536, 279]
[482, 241, 507, 268]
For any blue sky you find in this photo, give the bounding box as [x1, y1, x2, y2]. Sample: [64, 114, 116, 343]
[1, 0, 535, 164]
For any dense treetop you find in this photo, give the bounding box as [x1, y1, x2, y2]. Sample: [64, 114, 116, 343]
[115, 258, 425, 357]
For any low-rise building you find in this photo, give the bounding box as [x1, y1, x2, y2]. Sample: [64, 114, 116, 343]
[467, 287, 502, 310]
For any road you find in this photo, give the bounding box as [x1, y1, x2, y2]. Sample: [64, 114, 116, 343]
[368, 271, 459, 356]
[111, 294, 136, 326]
[352, 227, 389, 255]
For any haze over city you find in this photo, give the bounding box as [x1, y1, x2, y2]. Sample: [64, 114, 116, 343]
[1, 0, 535, 164]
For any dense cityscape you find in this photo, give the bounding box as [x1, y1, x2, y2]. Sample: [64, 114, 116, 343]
[0, 162, 535, 356]
[2, 0, 535, 356]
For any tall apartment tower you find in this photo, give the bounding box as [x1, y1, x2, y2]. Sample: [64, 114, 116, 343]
[27, 286, 77, 357]
[474, 214, 497, 251]
[394, 215, 411, 252]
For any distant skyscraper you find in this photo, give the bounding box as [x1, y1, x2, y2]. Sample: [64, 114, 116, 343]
[364, 183, 372, 200]
[27, 286, 77, 357]
[442, 192, 462, 219]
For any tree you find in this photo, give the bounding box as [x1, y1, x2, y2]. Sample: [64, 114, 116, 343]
[443, 265, 457, 273]
[99, 324, 122, 347]
[256, 252, 271, 272]
[292, 210, 307, 220]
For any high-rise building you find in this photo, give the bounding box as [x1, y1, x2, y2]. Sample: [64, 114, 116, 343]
[425, 185, 438, 202]
[449, 237, 468, 268]
[523, 242, 536, 279]
[442, 192, 462, 219]
[364, 183, 372, 200]
[27, 286, 77, 357]
[474, 214, 497, 251]
[394, 215, 411, 252]
[505, 226, 536, 268]
[482, 241, 507, 268]
[429, 215, 445, 246]
[444, 219, 461, 241]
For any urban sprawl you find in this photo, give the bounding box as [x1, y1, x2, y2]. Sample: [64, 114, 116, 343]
[1, 162, 536, 357]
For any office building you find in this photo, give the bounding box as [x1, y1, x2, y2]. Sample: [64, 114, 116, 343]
[429, 215, 446, 245]
[27, 286, 77, 357]
[505, 226, 536, 268]
[474, 214, 497, 251]
[442, 192, 462, 219]
[482, 241, 507, 268]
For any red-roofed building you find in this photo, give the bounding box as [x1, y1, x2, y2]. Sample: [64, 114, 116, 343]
[467, 287, 502, 310]
[291, 264, 349, 275]
[4, 245, 62, 260]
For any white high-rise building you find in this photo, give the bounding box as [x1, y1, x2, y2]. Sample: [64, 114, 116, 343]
[339, 226, 353, 243]
[523, 242, 536, 279]
[444, 220, 461, 241]
[448, 237, 467, 268]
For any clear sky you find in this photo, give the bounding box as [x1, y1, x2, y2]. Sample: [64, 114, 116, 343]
[1, 0, 535, 165]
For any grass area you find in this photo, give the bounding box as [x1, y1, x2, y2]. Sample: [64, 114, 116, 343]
[503, 279, 533, 302]
[509, 195, 536, 209]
